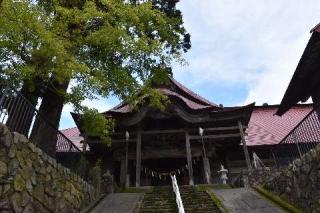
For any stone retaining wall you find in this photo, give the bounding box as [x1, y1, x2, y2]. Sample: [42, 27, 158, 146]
[248, 167, 283, 187]
[0, 124, 96, 212]
[248, 145, 320, 213]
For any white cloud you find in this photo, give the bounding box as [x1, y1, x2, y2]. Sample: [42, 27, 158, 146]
[177, 0, 320, 104]
[60, 1, 320, 128]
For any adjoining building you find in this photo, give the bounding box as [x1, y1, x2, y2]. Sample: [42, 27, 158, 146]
[245, 104, 313, 167]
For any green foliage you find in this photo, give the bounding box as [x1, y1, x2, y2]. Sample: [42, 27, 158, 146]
[0, 0, 190, 144]
[127, 85, 169, 112]
[254, 186, 303, 213]
[81, 108, 114, 145]
[0, 0, 190, 104]
[74, 155, 89, 178]
[89, 159, 102, 190]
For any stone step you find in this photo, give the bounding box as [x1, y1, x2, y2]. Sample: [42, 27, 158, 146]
[139, 186, 221, 213]
[139, 187, 177, 213]
[180, 186, 221, 213]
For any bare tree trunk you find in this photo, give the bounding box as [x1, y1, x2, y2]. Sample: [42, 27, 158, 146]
[30, 80, 69, 157]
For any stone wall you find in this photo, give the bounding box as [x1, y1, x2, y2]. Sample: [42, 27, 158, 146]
[248, 145, 320, 213]
[248, 167, 284, 187]
[0, 124, 96, 212]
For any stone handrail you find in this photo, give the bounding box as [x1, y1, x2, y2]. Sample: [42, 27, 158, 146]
[170, 174, 185, 213]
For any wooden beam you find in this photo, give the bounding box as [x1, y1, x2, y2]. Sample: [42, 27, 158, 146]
[93, 132, 241, 144]
[89, 126, 248, 144]
[111, 125, 248, 136]
[135, 130, 142, 187]
[113, 147, 218, 160]
[142, 129, 185, 135]
[189, 133, 241, 140]
[185, 132, 194, 185]
[202, 157, 211, 184]
[89, 138, 136, 143]
[238, 121, 252, 171]
[124, 139, 129, 187]
[204, 126, 248, 131]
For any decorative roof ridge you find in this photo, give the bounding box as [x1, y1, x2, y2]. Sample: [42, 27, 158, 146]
[104, 77, 220, 114]
[310, 22, 320, 33]
[169, 77, 218, 107]
[255, 103, 313, 109]
[59, 126, 79, 132]
[107, 102, 126, 112]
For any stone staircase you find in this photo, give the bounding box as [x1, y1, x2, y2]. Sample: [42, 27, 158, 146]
[180, 186, 221, 213]
[139, 186, 177, 213]
[139, 186, 221, 213]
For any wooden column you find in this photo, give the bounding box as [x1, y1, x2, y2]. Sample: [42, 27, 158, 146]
[202, 157, 211, 184]
[124, 140, 129, 187]
[185, 131, 194, 185]
[120, 159, 126, 187]
[126, 161, 130, 187]
[135, 130, 142, 187]
[238, 121, 252, 171]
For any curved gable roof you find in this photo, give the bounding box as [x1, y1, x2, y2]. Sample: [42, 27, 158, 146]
[107, 77, 219, 114]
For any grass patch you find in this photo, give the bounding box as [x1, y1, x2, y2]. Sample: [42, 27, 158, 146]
[207, 191, 229, 213]
[254, 186, 303, 213]
[118, 187, 153, 193]
[196, 184, 232, 191]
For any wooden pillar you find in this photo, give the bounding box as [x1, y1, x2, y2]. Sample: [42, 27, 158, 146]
[126, 161, 130, 187]
[135, 130, 142, 187]
[238, 121, 252, 171]
[124, 140, 129, 187]
[202, 157, 211, 184]
[120, 159, 126, 187]
[185, 131, 194, 185]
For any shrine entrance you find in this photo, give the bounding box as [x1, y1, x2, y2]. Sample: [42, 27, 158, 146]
[140, 158, 188, 186]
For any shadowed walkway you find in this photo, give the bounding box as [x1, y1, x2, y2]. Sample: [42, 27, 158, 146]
[89, 193, 143, 213]
[210, 188, 285, 213]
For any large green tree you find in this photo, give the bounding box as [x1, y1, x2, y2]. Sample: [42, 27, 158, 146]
[0, 0, 190, 156]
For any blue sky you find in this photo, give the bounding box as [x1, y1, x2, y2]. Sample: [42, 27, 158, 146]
[59, 0, 320, 129]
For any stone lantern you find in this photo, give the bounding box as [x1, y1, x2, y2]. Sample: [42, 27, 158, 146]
[218, 164, 228, 184]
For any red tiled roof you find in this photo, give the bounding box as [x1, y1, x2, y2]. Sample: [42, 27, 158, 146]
[246, 105, 313, 146]
[56, 127, 85, 152]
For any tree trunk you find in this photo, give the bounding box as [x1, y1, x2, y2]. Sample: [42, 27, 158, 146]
[30, 80, 69, 157]
[5, 85, 39, 136]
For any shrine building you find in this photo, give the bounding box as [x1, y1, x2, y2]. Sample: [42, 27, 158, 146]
[69, 77, 257, 187]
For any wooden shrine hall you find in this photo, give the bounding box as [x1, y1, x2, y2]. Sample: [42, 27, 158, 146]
[72, 78, 255, 187]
